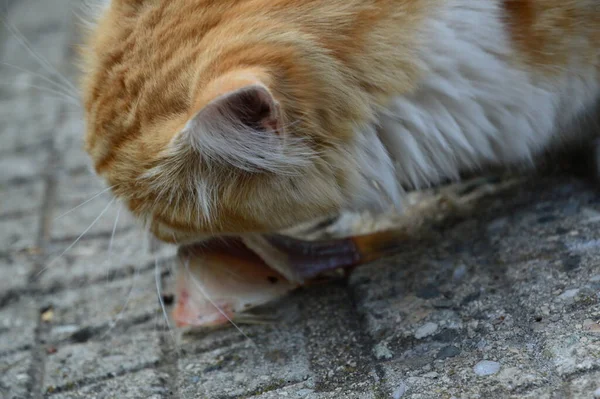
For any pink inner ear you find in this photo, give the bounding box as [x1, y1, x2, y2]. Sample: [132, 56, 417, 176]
[212, 85, 283, 135]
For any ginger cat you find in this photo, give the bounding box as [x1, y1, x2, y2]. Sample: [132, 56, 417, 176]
[81, 0, 600, 248]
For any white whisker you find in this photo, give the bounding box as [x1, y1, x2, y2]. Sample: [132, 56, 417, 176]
[104, 204, 122, 282]
[183, 258, 256, 346]
[54, 185, 116, 221]
[0, 82, 80, 106]
[155, 257, 180, 353]
[0, 16, 80, 95]
[23, 83, 79, 102]
[0, 62, 80, 98]
[100, 263, 139, 340]
[40, 197, 116, 275]
[107, 205, 122, 262]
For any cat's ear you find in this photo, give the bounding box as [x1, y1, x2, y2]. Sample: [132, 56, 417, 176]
[195, 84, 284, 136]
[176, 77, 312, 173]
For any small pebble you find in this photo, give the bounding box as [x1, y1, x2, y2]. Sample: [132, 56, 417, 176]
[415, 322, 438, 339]
[296, 389, 314, 397]
[558, 289, 579, 300]
[41, 309, 54, 323]
[392, 382, 407, 399]
[583, 321, 600, 333]
[373, 342, 394, 360]
[436, 345, 461, 360]
[473, 360, 501, 376]
[487, 218, 508, 232]
[452, 264, 467, 281]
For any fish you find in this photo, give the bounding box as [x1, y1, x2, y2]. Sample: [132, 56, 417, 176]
[173, 238, 298, 328]
[172, 230, 412, 328]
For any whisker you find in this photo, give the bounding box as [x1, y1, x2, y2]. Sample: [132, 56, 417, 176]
[0, 62, 80, 98]
[54, 185, 116, 221]
[100, 262, 140, 340]
[155, 256, 180, 353]
[23, 84, 79, 102]
[107, 205, 122, 262]
[0, 16, 79, 95]
[40, 197, 116, 275]
[183, 258, 256, 346]
[0, 82, 80, 107]
[104, 204, 123, 283]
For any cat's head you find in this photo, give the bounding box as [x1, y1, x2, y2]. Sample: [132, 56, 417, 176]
[81, 0, 401, 243]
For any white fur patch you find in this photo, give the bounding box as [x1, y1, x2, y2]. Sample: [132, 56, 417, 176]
[375, 0, 599, 190]
[346, 124, 404, 212]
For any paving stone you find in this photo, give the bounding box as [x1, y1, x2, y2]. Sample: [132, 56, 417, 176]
[0, 0, 79, 154]
[379, 355, 549, 399]
[543, 330, 600, 378]
[48, 171, 127, 241]
[48, 369, 169, 399]
[0, 180, 45, 216]
[517, 371, 600, 399]
[178, 329, 312, 398]
[0, 83, 63, 152]
[247, 383, 380, 399]
[48, 172, 136, 241]
[39, 228, 176, 291]
[1, 0, 74, 69]
[41, 270, 163, 342]
[0, 150, 49, 184]
[50, 198, 132, 241]
[44, 331, 162, 393]
[297, 283, 374, 390]
[347, 179, 600, 399]
[0, 214, 39, 252]
[0, 252, 35, 294]
[54, 172, 112, 207]
[57, 128, 94, 174]
[0, 351, 32, 399]
[0, 297, 38, 355]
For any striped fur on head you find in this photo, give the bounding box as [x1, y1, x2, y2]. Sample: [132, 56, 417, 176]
[80, 0, 424, 242]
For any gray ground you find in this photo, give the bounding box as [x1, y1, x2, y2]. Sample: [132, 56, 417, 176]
[1, 1, 600, 398]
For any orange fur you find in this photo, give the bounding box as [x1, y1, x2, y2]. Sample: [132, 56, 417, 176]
[81, 0, 599, 243]
[501, 0, 600, 71]
[81, 0, 431, 242]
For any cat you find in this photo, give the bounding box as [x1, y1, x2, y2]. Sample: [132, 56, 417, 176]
[81, 0, 599, 264]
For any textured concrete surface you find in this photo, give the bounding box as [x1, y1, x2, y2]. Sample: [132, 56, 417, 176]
[1, 2, 600, 398]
